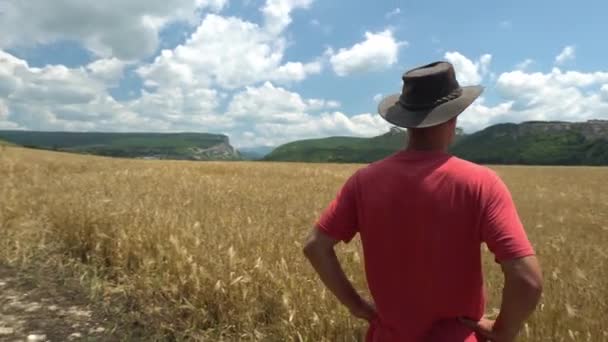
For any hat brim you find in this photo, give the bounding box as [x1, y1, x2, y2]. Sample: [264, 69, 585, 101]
[377, 85, 484, 128]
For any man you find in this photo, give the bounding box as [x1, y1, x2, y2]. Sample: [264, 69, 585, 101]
[303, 61, 543, 341]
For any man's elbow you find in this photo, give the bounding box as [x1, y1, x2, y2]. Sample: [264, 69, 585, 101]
[303, 233, 324, 260]
[523, 263, 543, 298]
[527, 274, 543, 299]
[515, 271, 543, 303]
[503, 256, 544, 302]
[303, 229, 335, 259]
[302, 240, 316, 259]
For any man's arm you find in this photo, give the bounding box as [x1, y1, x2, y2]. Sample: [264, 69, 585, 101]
[463, 174, 543, 341]
[463, 255, 543, 341]
[303, 227, 376, 321]
[495, 255, 543, 339]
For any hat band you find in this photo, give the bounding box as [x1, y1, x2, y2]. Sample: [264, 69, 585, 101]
[399, 87, 463, 110]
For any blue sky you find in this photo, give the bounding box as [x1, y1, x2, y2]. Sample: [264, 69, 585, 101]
[1, 0, 607, 148]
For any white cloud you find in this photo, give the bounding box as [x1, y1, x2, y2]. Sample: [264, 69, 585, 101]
[274, 61, 323, 83]
[131, 88, 221, 120]
[228, 82, 313, 122]
[373, 94, 383, 103]
[130, 0, 324, 138]
[227, 82, 340, 122]
[243, 111, 391, 147]
[1, 51, 104, 107]
[440, 51, 608, 133]
[460, 66, 608, 130]
[444, 51, 492, 85]
[2, 43, 388, 146]
[226, 82, 390, 146]
[555, 45, 575, 65]
[385, 8, 401, 18]
[0, 0, 346, 141]
[515, 59, 534, 71]
[4, 1, 607, 149]
[0, 0, 397, 144]
[139, 12, 320, 90]
[86, 58, 127, 86]
[458, 97, 513, 133]
[262, 0, 314, 34]
[0, 0, 229, 60]
[328, 30, 405, 76]
[0, 49, 214, 132]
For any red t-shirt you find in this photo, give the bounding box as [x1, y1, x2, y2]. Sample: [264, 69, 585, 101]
[315, 149, 535, 342]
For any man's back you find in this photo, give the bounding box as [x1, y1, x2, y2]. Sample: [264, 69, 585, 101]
[316, 149, 535, 341]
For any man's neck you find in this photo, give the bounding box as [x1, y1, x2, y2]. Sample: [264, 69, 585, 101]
[405, 142, 449, 153]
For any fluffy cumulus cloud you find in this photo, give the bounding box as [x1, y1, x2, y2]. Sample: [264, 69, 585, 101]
[0, 50, 157, 131]
[0, 0, 397, 146]
[4, 0, 608, 147]
[228, 82, 336, 122]
[86, 58, 128, 85]
[138, 9, 322, 90]
[455, 52, 608, 132]
[236, 111, 392, 147]
[555, 45, 575, 65]
[0, 47, 243, 132]
[262, 0, 314, 34]
[457, 97, 514, 133]
[328, 30, 405, 76]
[127, 0, 331, 141]
[0, 0, 228, 60]
[226, 82, 388, 146]
[492, 68, 608, 122]
[444, 51, 492, 85]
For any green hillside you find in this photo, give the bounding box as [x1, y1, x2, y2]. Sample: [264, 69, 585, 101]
[264, 120, 608, 165]
[450, 121, 608, 165]
[0, 131, 241, 160]
[264, 127, 407, 163]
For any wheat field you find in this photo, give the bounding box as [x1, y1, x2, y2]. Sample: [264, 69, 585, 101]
[1, 146, 607, 341]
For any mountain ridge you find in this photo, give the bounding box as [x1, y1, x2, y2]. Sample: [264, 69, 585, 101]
[0, 131, 241, 161]
[265, 120, 608, 165]
[2, 120, 607, 165]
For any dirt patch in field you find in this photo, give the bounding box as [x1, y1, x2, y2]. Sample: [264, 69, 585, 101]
[0, 263, 138, 342]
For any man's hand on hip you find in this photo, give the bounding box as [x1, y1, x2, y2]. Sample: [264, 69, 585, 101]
[460, 317, 516, 342]
[349, 298, 377, 322]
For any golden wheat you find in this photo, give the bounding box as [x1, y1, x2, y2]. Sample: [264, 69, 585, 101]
[1, 147, 607, 341]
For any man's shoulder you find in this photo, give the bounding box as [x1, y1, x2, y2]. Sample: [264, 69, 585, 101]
[445, 156, 500, 184]
[356, 152, 400, 174]
[446, 156, 494, 173]
[355, 153, 499, 186]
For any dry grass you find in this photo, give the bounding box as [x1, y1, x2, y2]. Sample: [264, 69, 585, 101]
[1, 146, 607, 341]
